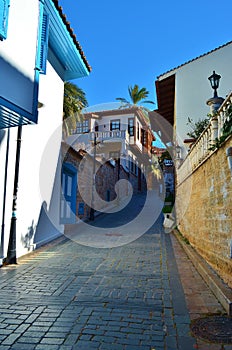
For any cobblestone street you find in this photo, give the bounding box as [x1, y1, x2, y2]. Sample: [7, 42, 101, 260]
[0, 194, 230, 350]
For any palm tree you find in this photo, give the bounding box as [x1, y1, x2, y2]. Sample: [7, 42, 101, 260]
[63, 82, 88, 136]
[63, 82, 88, 120]
[116, 84, 154, 107]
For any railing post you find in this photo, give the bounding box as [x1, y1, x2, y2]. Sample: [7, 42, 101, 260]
[211, 115, 219, 142]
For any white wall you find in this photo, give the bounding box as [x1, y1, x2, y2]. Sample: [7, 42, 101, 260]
[92, 113, 134, 132]
[175, 43, 232, 144]
[0, 0, 89, 260]
[91, 113, 144, 150]
[0, 127, 18, 257]
[16, 62, 64, 256]
[0, 0, 38, 113]
[0, 62, 64, 258]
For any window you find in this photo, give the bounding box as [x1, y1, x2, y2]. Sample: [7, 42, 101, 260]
[141, 129, 147, 146]
[129, 156, 137, 175]
[110, 119, 120, 131]
[76, 120, 89, 133]
[109, 151, 120, 160]
[0, 0, 10, 41]
[128, 118, 134, 136]
[137, 122, 140, 140]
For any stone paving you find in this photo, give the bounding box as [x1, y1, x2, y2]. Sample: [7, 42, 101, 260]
[0, 194, 231, 350]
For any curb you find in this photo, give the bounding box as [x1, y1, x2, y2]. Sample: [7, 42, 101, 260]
[172, 229, 232, 316]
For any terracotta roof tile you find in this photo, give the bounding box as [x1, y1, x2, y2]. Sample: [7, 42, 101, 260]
[52, 0, 92, 73]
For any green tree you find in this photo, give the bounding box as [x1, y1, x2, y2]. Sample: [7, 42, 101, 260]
[186, 116, 210, 139]
[63, 82, 88, 136]
[116, 84, 154, 106]
[63, 82, 88, 120]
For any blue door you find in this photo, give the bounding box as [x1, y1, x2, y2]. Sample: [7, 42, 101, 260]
[60, 163, 77, 224]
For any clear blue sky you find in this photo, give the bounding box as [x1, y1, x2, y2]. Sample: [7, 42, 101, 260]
[59, 0, 232, 110]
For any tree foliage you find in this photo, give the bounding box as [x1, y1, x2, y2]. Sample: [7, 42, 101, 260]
[116, 84, 154, 107]
[63, 82, 88, 121]
[186, 116, 210, 139]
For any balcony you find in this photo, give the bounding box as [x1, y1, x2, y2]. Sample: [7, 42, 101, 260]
[89, 130, 129, 143]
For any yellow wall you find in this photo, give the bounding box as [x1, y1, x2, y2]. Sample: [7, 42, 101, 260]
[176, 136, 232, 288]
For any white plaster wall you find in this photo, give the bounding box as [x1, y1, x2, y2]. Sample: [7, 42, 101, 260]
[0, 0, 39, 112]
[17, 62, 64, 256]
[175, 43, 232, 144]
[91, 113, 144, 150]
[93, 113, 134, 132]
[2, 62, 65, 258]
[0, 127, 18, 257]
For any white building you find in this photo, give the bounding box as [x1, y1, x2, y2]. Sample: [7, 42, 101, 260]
[155, 41, 232, 153]
[66, 106, 155, 190]
[0, 0, 90, 263]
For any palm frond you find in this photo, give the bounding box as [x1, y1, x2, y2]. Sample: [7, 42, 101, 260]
[116, 84, 154, 107]
[63, 82, 88, 120]
[143, 100, 155, 105]
[116, 97, 129, 104]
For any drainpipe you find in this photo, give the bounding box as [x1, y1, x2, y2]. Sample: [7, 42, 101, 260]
[0, 128, 10, 266]
[6, 125, 22, 264]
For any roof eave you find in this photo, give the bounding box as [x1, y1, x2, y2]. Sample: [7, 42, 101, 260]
[45, 0, 91, 81]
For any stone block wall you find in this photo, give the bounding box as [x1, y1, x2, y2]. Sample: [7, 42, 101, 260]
[176, 137, 232, 288]
[62, 143, 146, 222]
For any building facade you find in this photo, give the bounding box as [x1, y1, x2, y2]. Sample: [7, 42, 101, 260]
[65, 106, 156, 211]
[154, 41, 232, 155]
[61, 142, 132, 225]
[0, 0, 90, 263]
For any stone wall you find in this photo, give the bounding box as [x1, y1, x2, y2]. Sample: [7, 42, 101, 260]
[62, 143, 146, 223]
[176, 136, 232, 288]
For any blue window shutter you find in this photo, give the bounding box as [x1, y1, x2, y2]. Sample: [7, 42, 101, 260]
[0, 0, 10, 40]
[38, 13, 49, 74]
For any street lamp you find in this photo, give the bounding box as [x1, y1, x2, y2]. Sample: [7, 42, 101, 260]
[175, 145, 182, 160]
[206, 71, 224, 114]
[208, 70, 221, 98]
[89, 133, 97, 221]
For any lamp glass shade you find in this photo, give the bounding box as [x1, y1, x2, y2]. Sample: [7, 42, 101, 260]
[208, 70, 221, 89]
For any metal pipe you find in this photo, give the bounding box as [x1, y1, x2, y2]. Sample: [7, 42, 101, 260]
[0, 128, 10, 265]
[6, 125, 22, 264]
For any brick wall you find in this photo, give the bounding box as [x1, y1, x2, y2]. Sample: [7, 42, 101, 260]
[176, 137, 232, 288]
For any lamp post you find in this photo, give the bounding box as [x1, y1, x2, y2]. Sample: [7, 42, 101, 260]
[206, 70, 224, 113]
[175, 145, 182, 160]
[89, 133, 97, 221]
[174, 144, 183, 168]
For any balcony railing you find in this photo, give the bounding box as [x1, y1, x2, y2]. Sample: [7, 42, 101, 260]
[89, 130, 129, 143]
[177, 91, 232, 185]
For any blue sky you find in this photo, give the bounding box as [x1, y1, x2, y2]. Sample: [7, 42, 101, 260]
[59, 0, 232, 110]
